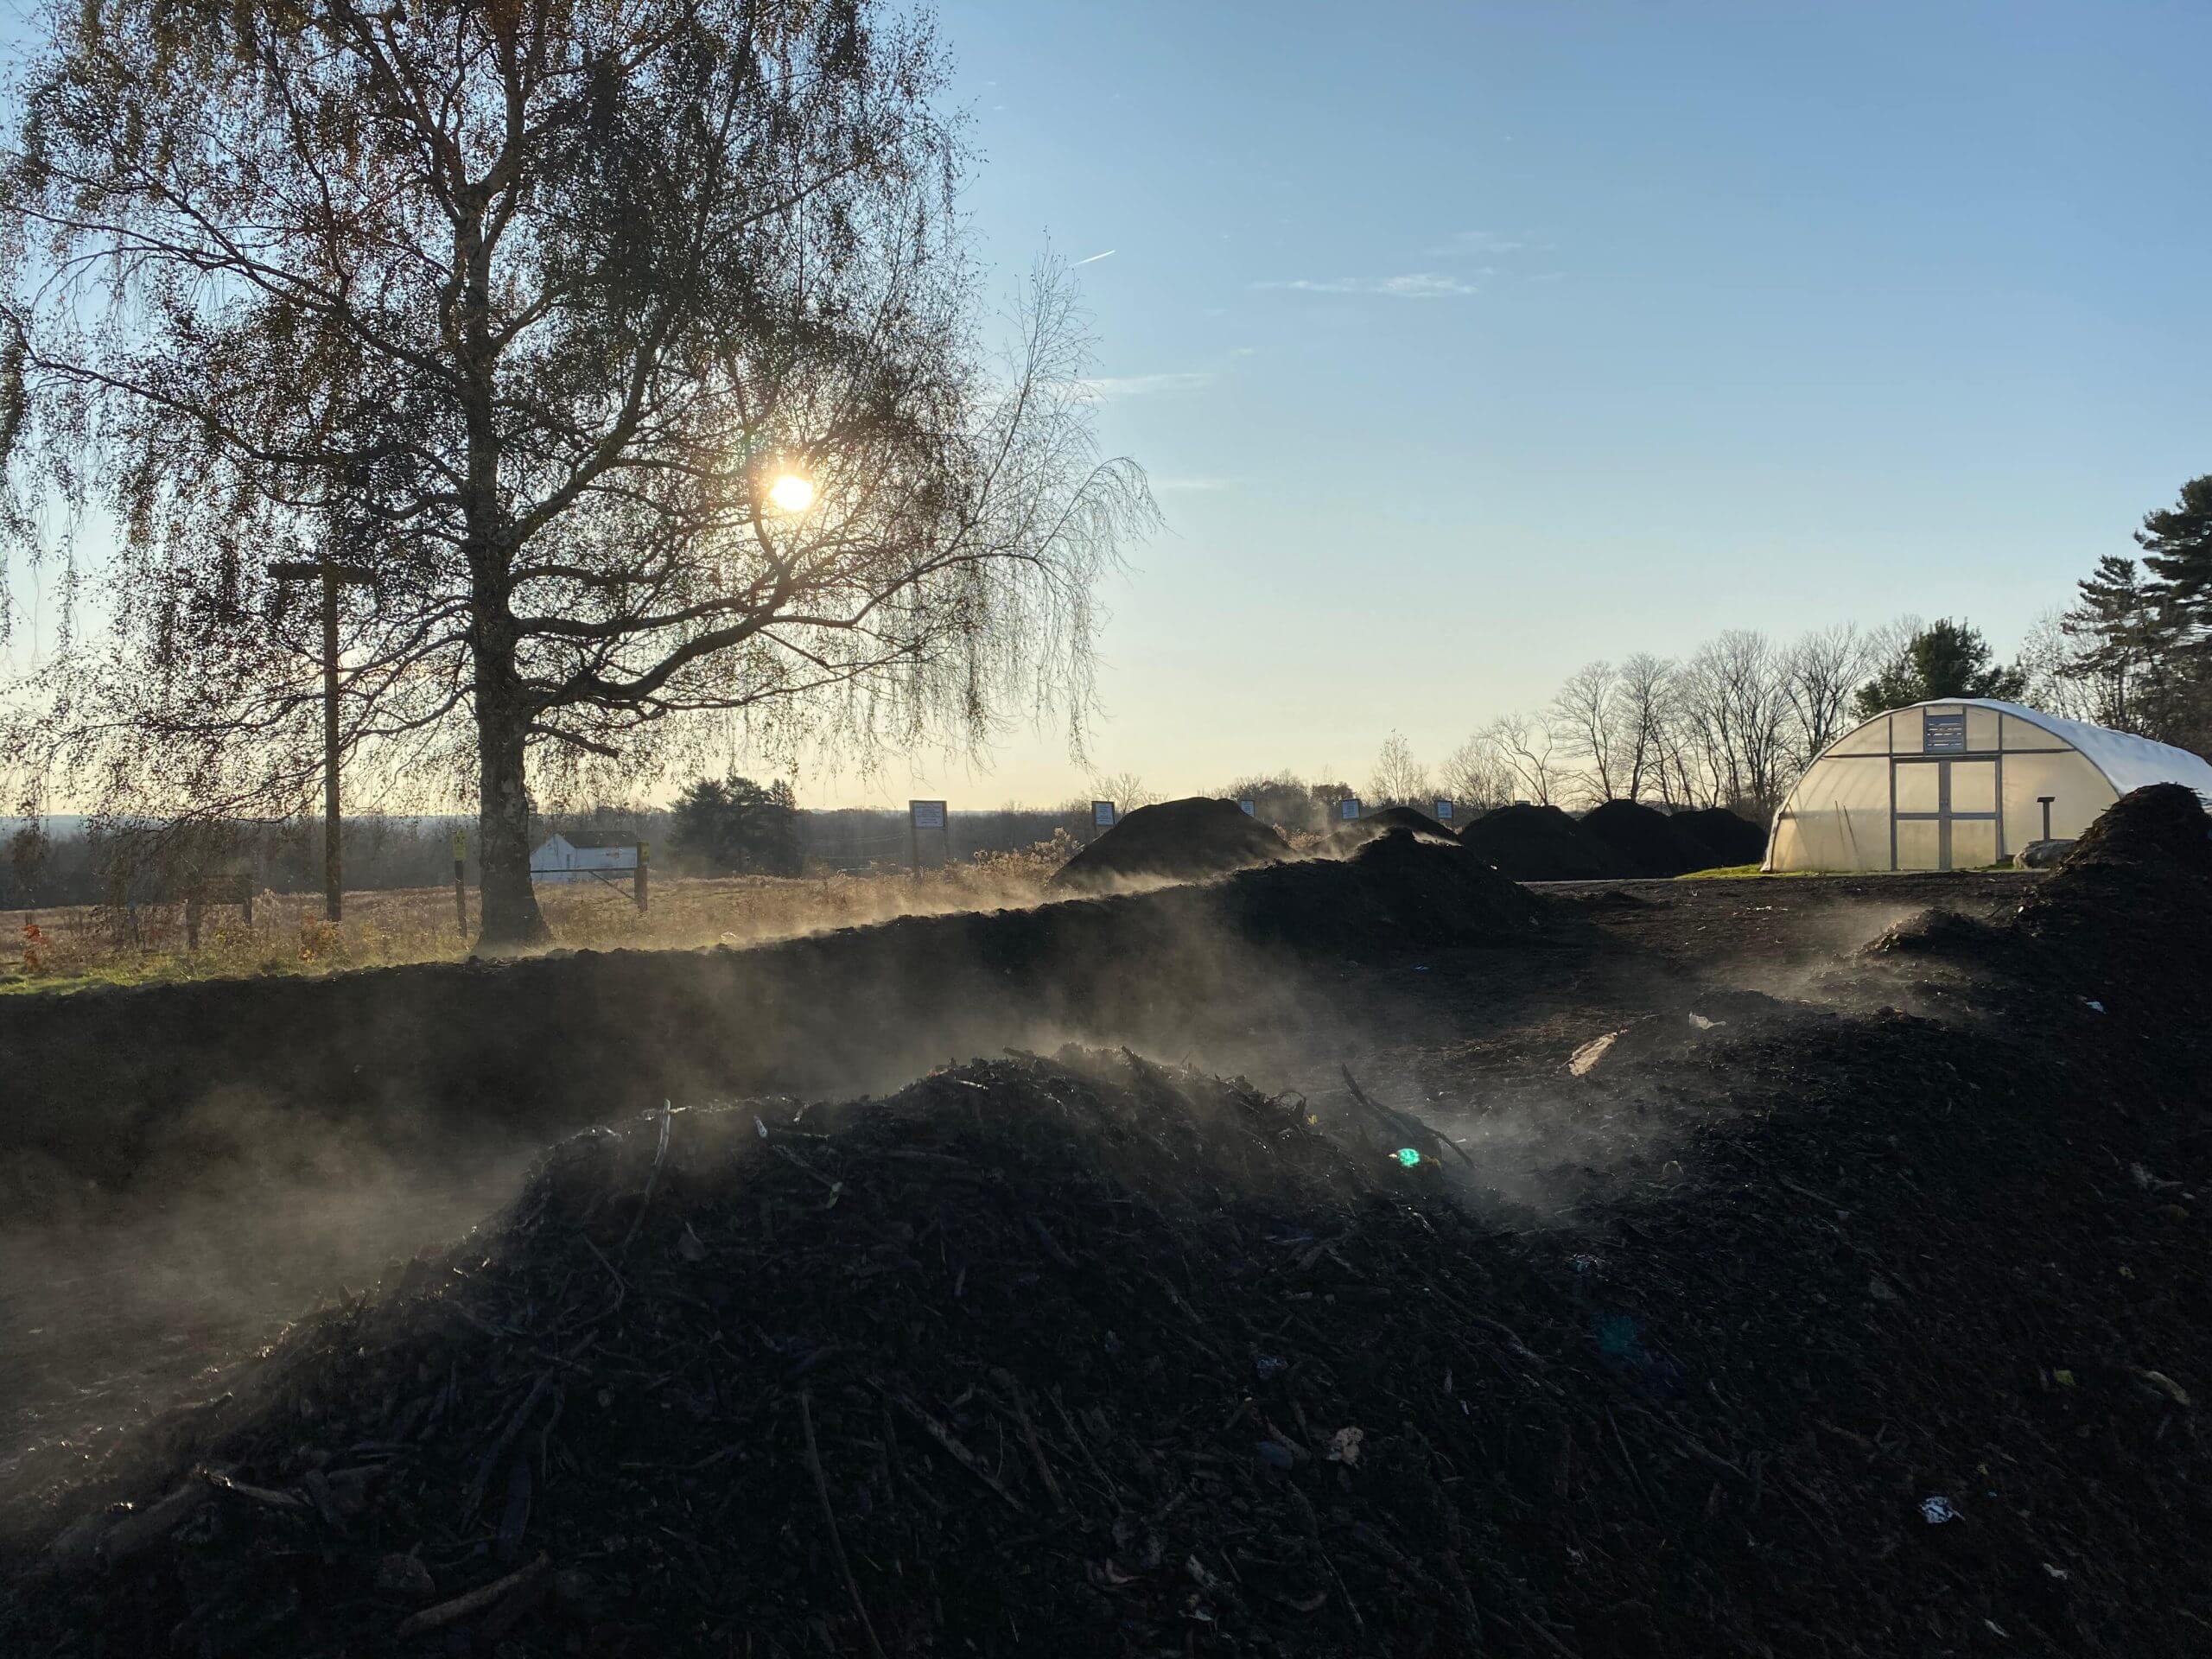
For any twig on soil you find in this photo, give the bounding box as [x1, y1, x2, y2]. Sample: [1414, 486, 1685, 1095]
[620, 1101, 675, 1252]
[394, 1553, 550, 1639]
[1339, 1065, 1475, 1169]
[875, 1384, 1029, 1514]
[800, 1392, 888, 1659]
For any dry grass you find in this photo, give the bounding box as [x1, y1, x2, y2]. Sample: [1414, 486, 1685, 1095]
[0, 834, 1079, 995]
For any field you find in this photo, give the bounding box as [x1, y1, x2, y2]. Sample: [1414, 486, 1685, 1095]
[0, 843, 1077, 994]
[1, 801, 2207, 1656]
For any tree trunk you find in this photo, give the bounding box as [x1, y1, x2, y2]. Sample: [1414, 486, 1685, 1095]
[473, 620, 550, 949]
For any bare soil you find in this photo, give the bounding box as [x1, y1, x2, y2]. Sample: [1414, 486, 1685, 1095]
[3, 800, 2208, 1656]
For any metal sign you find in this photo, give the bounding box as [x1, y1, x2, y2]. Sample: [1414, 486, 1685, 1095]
[449, 829, 467, 860]
[1092, 800, 1116, 829]
[1238, 798, 1255, 817]
[1434, 798, 1454, 822]
[910, 799, 946, 830]
[1339, 798, 1361, 821]
[1922, 712, 1966, 754]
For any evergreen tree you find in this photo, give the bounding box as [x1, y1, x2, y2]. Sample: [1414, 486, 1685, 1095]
[2057, 556, 2187, 734]
[2137, 475, 2212, 641]
[1850, 620, 2026, 721]
[670, 777, 802, 877]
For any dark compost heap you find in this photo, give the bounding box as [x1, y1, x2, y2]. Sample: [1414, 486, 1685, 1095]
[1050, 798, 1289, 891]
[1571, 801, 1699, 879]
[1456, 804, 1623, 881]
[1665, 806, 1767, 871]
[6, 790, 2212, 1656]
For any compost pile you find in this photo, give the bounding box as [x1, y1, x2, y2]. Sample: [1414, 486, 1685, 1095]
[1572, 801, 1697, 879]
[1665, 806, 1766, 870]
[1456, 804, 1622, 880]
[1222, 827, 1541, 949]
[1323, 805, 1454, 855]
[1050, 798, 1288, 891]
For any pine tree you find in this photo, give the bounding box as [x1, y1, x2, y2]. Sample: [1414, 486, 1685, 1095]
[2057, 556, 2184, 734]
[1850, 620, 2026, 722]
[2137, 475, 2212, 642]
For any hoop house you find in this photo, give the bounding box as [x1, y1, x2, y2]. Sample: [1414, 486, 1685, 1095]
[1764, 700, 2212, 873]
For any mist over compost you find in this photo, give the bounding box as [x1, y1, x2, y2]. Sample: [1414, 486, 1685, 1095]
[6, 792, 2212, 1656]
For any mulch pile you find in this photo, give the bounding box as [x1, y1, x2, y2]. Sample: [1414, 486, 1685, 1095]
[1323, 805, 1455, 855]
[1223, 828, 1541, 950]
[1662, 807, 1766, 871]
[1051, 798, 1289, 892]
[7, 790, 2212, 1656]
[1457, 804, 1622, 881]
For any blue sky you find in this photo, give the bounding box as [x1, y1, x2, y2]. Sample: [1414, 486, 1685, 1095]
[906, 0, 2211, 805]
[4, 3, 2206, 809]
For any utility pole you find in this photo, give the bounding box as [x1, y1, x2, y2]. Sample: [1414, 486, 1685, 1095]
[270, 557, 376, 921]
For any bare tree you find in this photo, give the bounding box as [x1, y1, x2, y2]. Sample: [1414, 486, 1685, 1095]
[1549, 661, 1623, 804]
[1089, 771, 1160, 812]
[1366, 731, 1432, 806]
[1781, 623, 1877, 766]
[1611, 652, 1675, 802]
[1439, 736, 1514, 813]
[0, 0, 1154, 944]
[1480, 713, 1565, 806]
[1675, 631, 1793, 814]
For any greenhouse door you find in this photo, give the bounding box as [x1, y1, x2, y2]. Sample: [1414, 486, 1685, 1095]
[1891, 759, 2001, 871]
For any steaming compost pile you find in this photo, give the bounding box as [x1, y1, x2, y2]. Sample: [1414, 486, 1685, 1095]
[1050, 798, 1289, 891]
[1455, 804, 1623, 880]
[7, 790, 2212, 1656]
[1665, 805, 1767, 870]
[1324, 804, 1456, 855]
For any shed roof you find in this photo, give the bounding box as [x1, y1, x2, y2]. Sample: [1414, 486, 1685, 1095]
[550, 830, 642, 849]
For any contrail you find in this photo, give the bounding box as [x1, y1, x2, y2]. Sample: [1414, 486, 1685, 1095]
[1071, 250, 1116, 267]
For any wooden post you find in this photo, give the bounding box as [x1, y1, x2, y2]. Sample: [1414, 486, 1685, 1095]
[634, 841, 650, 914]
[269, 557, 375, 922]
[451, 828, 468, 936]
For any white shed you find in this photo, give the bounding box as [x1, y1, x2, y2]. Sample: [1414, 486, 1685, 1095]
[1765, 700, 2212, 873]
[530, 830, 643, 884]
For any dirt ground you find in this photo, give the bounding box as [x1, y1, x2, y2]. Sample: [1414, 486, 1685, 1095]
[0, 870, 2033, 1525]
[5, 836, 2206, 1656]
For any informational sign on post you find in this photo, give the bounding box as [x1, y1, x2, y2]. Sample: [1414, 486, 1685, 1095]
[1238, 798, 1255, 817]
[908, 800, 950, 874]
[1434, 798, 1455, 823]
[1339, 798, 1361, 821]
[1092, 800, 1116, 829]
[450, 829, 467, 936]
[1922, 712, 1966, 754]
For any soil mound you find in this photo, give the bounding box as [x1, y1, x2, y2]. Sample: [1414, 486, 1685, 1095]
[1049, 797, 1287, 891]
[2014, 784, 2212, 1016]
[1666, 805, 1767, 870]
[1457, 803, 1623, 880]
[1322, 804, 1453, 855]
[1575, 799, 1699, 878]
[1224, 825, 1541, 947]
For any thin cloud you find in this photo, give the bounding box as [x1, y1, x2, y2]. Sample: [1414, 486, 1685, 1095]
[1251, 272, 1478, 300]
[1154, 476, 1234, 493]
[1427, 230, 1535, 257]
[1078, 370, 1217, 397]
[1071, 249, 1117, 267]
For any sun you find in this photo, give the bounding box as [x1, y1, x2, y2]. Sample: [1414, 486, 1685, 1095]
[766, 473, 816, 514]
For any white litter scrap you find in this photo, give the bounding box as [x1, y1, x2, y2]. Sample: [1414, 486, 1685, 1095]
[1568, 1031, 1623, 1077]
[1919, 1495, 1960, 1525]
[1688, 1013, 1719, 1031]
